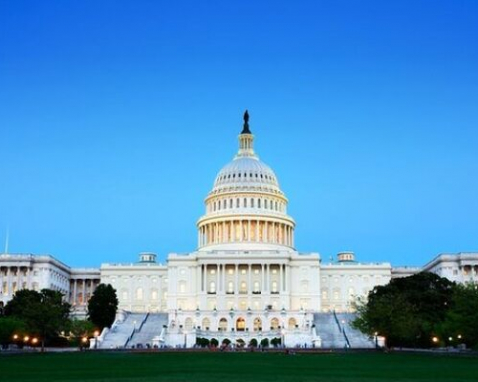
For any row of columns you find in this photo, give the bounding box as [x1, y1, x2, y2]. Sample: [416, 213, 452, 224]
[0, 266, 33, 296]
[198, 220, 294, 247]
[197, 263, 288, 295]
[70, 278, 99, 305]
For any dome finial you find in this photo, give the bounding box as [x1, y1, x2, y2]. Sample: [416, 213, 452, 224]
[241, 110, 251, 134]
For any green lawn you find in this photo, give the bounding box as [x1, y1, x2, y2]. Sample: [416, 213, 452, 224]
[0, 351, 477, 382]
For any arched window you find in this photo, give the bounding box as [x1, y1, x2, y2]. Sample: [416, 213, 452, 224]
[251, 198, 255, 208]
[185, 317, 193, 330]
[265, 200, 268, 209]
[236, 317, 246, 331]
[253, 317, 262, 331]
[288, 318, 297, 329]
[219, 318, 228, 331]
[244, 198, 247, 208]
[229, 199, 233, 208]
[202, 317, 211, 330]
[236, 198, 240, 208]
[240, 281, 247, 293]
[270, 318, 280, 330]
[227, 281, 234, 294]
[258, 199, 261, 208]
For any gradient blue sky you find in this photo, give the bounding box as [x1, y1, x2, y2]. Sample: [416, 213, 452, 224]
[1, 1, 477, 268]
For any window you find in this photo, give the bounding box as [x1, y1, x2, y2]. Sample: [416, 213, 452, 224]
[244, 198, 247, 208]
[251, 198, 255, 208]
[229, 199, 233, 208]
[265, 200, 268, 209]
[209, 281, 216, 294]
[240, 281, 247, 293]
[236, 199, 240, 208]
[227, 281, 234, 293]
[258, 199, 261, 208]
[136, 288, 143, 300]
[223, 200, 226, 209]
[253, 281, 260, 292]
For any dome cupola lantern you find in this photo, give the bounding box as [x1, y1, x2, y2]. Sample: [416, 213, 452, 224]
[237, 110, 255, 158]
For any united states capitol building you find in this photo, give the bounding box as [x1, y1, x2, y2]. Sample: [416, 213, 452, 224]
[1, 113, 477, 348]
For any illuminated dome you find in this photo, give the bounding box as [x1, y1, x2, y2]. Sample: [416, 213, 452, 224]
[197, 111, 295, 251]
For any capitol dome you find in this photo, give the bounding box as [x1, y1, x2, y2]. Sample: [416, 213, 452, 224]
[197, 111, 295, 251]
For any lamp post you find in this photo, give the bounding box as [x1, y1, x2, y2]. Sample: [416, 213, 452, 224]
[94, 330, 100, 349]
[183, 330, 188, 348]
[374, 332, 378, 349]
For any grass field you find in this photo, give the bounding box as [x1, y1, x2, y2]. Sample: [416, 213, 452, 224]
[0, 350, 477, 382]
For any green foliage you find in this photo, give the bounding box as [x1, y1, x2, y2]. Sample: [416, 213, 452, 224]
[0, 316, 26, 347]
[222, 338, 231, 346]
[195, 337, 210, 347]
[438, 283, 478, 347]
[248, 338, 258, 347]
[210, 338, 219, 347]
[68, 319, 96, 348]
[87, 284, 118, 329]
[352, 272, 456, 347]
[260, 338, 269, 347]
[4, 289, 71, 351]
[270, 337, 281, 347]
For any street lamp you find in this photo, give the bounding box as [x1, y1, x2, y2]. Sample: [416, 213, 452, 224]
[281, 329, 286, 348]
[94, 330, 100, 349]
[374, 332, 379, 349]
[183, 330, 188, 348]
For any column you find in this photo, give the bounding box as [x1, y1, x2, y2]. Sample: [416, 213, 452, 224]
[82, 279, 86, 305]
[240, 221, 243, 242]
[256, 220, 260, 242]
[248, 264, 252, 294]
[247, 220, 251, 241]
[280, 265, 283, 292]
[222, 264, 226, 293]
[73, 279, 77, 305]
[235, 264, 239, 294]
[264, 221, 268, 243]
[7, 267, 12, 296]
[261, 264, 265, 293]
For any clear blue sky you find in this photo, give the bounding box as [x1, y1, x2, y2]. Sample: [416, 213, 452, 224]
[1, 1, 477, 268]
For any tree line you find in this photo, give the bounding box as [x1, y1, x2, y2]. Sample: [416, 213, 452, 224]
[353, 272, 478, 349]
[0, 284, 118, 351]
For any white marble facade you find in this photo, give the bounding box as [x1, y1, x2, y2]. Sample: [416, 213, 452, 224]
[1, 114, 477, 345]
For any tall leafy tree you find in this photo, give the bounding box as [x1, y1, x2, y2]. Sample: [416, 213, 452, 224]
[439, 283, 478, 348]
[4, 289, 71, 351]
[0, 316, 26, 349]
[353, 272, 455, 348]
[87, 284, 118, 329]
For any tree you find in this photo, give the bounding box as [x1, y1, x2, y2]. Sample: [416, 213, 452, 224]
[87, 284, 118, 329]
[4, 289, 71, 352]
[210, 338, 219, 347]
[260, 338, 269, 348]
[438, 283, 478, 348]
[69, 319, 96, 349]
[0, 316, 26, 349]
[249, 338, 258, 347]
[352, 272, 455, 348]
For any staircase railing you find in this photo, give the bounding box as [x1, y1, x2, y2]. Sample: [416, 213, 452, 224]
[333, 311, 350, 349]
[137, 313, 149, 332]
